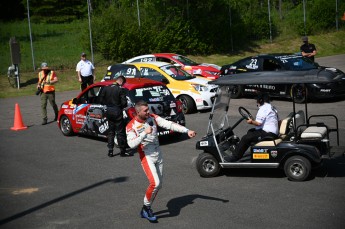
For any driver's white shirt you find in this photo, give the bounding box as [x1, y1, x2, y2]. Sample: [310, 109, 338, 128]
[255, 103, 279, 135]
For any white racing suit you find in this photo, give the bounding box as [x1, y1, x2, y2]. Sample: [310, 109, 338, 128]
[126, 114, 189, 207]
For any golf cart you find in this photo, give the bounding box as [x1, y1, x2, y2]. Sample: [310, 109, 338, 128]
[195, 72, 345, 181]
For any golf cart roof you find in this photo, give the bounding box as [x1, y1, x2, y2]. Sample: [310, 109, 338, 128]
[209, 71, 332, 85]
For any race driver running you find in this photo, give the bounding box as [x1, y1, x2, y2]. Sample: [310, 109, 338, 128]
[126, 100, 196, 222]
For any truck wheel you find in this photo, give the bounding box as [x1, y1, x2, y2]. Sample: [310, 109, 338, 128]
[179, 95, 196, 114]
[284, 156, 311, 181]
[60, 115, 74, 136]
[196, 153, 220, 177]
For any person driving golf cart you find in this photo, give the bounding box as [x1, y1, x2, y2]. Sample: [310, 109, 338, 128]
[229, 93, 279, 162]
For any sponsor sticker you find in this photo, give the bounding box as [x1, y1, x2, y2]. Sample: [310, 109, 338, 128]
[157, 130, 170, 136]
[271, 150, 278, 158]
[200, 141, 209, 146]
[253, 153, 269, 159]
[253, 148, 268, 153]
[64, 109, 73, 115]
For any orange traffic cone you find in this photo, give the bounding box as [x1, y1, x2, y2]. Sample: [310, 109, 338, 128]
[11, 103, 27, 131]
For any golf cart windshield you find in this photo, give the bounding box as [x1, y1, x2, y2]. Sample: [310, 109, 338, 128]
[207, 87, 233, 134]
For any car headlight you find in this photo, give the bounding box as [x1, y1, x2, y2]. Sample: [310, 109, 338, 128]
[192, 84, 208, 92]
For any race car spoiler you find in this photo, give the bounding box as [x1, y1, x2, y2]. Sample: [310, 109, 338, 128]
[209, 71, 334, 86]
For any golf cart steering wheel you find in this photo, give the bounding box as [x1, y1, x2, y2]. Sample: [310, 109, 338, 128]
[238, 107, 254, 120]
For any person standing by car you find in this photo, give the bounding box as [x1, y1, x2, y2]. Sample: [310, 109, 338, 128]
[229, 93, 279, 162]
[76, 52, 95, 91]
[300, 36, 317, 62]
[126, 100, 196, 222]
[37, 62, 59, 125]
[99, 75, 129, 157]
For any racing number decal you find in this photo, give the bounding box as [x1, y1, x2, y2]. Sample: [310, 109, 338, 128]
[246, 59, 258, 70]
[126, 67, 137, 76]
[140, 57, 155, 62]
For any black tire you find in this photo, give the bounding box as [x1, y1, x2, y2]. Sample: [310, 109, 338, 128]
[284, 156, 311, 181]
[230, 85, 243, 99]
[60, 115, 74, 136]
[196, 153, 221, 178]
[290, 84, 307, 104]
[179, 95, 196, 114]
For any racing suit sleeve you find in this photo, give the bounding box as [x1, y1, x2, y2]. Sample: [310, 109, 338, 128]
[126, 125, 147, 149]
[154, 114, 189, 133]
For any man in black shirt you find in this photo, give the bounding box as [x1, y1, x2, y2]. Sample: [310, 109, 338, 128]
[99, 75, 130, 157]
[300, 36, 317, 62]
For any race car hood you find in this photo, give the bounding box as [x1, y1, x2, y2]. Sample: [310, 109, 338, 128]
[199, 63, 221, 70]
[318, 66, 345, 79]
[186, 76, 212, 86]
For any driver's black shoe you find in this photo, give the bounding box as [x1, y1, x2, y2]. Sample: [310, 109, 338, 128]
[108, 150, 114, 157]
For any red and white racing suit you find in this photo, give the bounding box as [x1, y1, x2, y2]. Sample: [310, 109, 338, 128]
[126, 113, 189, 207]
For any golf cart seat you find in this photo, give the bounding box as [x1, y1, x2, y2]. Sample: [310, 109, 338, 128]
[254, 112, 294, 147]
[300, 126, 327, 139]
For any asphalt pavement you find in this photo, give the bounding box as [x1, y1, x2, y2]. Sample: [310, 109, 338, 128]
[0, 55, 345, 229]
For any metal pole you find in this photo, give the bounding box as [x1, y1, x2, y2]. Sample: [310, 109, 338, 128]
[136, 0, 141, 28]
[27, 0, 35, 71]
[336, 0, 339, 31]
[303, 0, 306, 35]
[268, 0, 272, 43]
[87, 0, 94, 64]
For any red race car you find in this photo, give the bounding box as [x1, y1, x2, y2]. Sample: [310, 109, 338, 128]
[123, 53, 221, 80]
[57, 78, 185, 138]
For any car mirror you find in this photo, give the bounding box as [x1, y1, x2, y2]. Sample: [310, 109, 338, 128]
[72, 98, 79, 104]
[161, 78, 169, 84]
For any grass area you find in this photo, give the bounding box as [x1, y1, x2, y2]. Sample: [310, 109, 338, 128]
[1, 20, 344, 99]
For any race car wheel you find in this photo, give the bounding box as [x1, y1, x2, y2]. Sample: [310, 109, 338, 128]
[179, 95, 196, 114]
[284, 156, 311, 181]
[196, 153, 220, 178]
[291, 84, 307, 104]
[230, 85, 243, 99]
[60, 115, 74, 136]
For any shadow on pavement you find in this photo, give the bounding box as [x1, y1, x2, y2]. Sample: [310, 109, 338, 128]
[0, 177, 128, 226]
[155, 194, 229, 219]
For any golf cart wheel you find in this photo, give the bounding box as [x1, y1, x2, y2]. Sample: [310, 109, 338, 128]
[179, 95, 196, 114]
[196, 153, 220, 178]
[284, 156, 311, 181]
[60, 115, 74, 136]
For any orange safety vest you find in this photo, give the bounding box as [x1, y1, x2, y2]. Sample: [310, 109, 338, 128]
[38, 70, 56, 93]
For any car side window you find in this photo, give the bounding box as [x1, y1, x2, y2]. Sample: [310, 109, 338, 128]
[157, 57, 175, 64]
[263, 59, 282, 71]
[79, 86, 101, 104]
[140, 67, 166, 82]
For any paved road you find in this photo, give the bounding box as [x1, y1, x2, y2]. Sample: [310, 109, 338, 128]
[0, 55, 345, 229]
